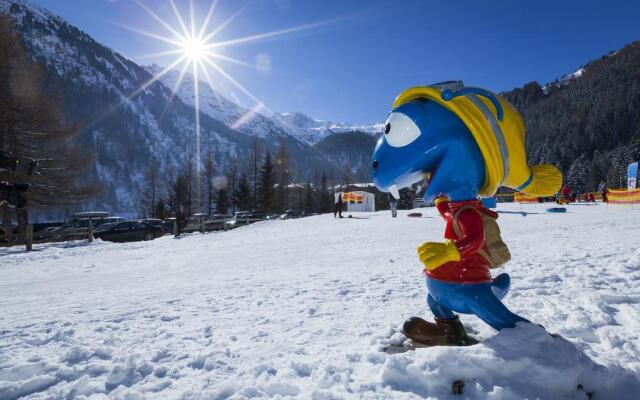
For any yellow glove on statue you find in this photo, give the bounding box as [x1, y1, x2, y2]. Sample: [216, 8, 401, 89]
[417, 240, 461, 270]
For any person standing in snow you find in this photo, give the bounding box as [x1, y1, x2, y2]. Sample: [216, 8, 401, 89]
[561, 184, 572, 204]
[388, 193, 398, 218]
[334, 189, 343, 218]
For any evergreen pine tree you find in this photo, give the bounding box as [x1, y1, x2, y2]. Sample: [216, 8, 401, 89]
[153, 198, 167, 220]
[566, 154, 589, 193]
[319, 171, 331, 213]
[227, 157, 239, 214]
[587, 150, 605, 192]
[342, 163, 353, 186]
[303, 183, 315, 212]
[257, 151, 274, 212]
[139, 160, 159, 218]
[204, 148, 215, 217]
[275, 139, 290, 213]
[250, 137, 260, 209]
[235, 173, 251, 211]
[216, 187, 229, 215]
[630, 126, 640, 162]
[172, 172, 190, 234]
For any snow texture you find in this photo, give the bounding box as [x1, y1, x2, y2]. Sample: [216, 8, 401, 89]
[1, 203, 640, 399]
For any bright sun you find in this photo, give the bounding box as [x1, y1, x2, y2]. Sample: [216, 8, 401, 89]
[181, 36, 207, 61]
[120, 0, 346, 213]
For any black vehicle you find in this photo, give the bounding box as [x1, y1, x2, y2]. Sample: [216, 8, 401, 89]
[279, 209, 302, 220]
[248, 211, 267, 220]
[42, 212, 124, 241]
[94, 221, 163, 242]
[225, 211, 267, 228]
[32, 222, 64, 240]
[203, 214, 228, 231]
[0, 226, 17, 244]
[141, 219, 166, 234]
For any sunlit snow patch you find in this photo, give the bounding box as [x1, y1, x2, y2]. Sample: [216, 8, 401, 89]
[381, 323, 640, 399]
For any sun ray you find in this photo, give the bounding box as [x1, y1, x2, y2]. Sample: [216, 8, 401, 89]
[189, 0, 197, 38]
[109, 20, 184, 47]
[169, 0, 191, 39]
[197, 0, 219, 40]
[205, 51, 256, 69]
[75, 53, 189, 138]
[196, 58, 224, 109]
[232, 102, 265, 130]
[134, 0, 186, 41]
[125, 0, 353, 213]
[199, 4, 247, 44]
[168, 59, 192, 100]
[201, 56, 272, 114]
[135, 48, 186, 61]
[192, 56, 202, 212]
[129, 54, 188, 99]
[207, 16, 349, 49]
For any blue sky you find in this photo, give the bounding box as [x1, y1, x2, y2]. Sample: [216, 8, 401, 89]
[30, 0, 640, 124]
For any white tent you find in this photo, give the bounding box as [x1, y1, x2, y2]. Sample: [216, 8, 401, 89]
[344, 191, 375, 212]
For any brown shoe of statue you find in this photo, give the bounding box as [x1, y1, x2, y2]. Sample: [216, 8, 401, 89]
[402, 316, 478, 347]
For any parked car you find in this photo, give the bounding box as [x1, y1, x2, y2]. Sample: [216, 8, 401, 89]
[162, 218, 176, 234]
[279, 209, 302, 220]
[42, 212, 124, 241]
[141, 219, 166, 234]
[225, 211, 267, 228]
[182, 213, 211, 233]
[33, 222, 64, 240]
[0, 225, 17, 243]
[94, 221, 163, 242]
[203, 214, 229, 231]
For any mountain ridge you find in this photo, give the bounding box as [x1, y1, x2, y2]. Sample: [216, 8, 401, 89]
[146, 63, 383, 145]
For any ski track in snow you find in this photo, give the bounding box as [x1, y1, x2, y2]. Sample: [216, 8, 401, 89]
[1, 203, 639, 399]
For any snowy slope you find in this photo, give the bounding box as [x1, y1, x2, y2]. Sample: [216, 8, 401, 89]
[1, 203, 640, 399]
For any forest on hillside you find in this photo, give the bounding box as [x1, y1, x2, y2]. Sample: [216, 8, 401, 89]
[503, 41, 640, 193]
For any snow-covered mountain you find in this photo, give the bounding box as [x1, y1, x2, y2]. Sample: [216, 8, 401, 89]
[272, 112, 383, 145]
[0, 0, 359, 214]
[144, 64, 291, 141]
[147, 64, 383, 145]
[543, 67, 586, 94]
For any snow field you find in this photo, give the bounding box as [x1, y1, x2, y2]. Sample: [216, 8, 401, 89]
[1, 203, 640, 399]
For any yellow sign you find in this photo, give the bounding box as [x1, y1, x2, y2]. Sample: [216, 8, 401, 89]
[514, 192, 538, 203]
[343, 192, 363, 204]
[607, 189, 640, 204]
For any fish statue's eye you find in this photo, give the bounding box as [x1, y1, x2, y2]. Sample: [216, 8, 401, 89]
[384, 112, 421, 148]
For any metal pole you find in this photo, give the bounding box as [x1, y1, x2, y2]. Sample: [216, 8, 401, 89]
[88, 218, 94, 243]
[26, 224, 33, 251]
